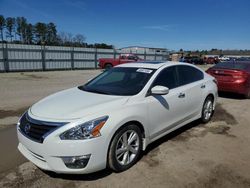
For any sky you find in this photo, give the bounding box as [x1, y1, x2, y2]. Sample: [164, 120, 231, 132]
[0, 0, 250, 50]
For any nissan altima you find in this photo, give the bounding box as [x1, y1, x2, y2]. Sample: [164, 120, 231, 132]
[17, 61, 217, 174]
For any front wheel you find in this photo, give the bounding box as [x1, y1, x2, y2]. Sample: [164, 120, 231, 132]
[104, 63, 113, 70]
[201, 96, 214, 123]
[108, 124, 142, 172]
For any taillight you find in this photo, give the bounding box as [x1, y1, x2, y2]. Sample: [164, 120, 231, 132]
[233, 75, 243, 79]
[233, 72, 248, 79]
[233, 71, 248, 83]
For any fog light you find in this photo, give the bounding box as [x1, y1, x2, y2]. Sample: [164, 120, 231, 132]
[61, 154, 91, 169]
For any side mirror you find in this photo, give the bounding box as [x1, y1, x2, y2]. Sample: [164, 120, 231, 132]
[151, 85, 169, 95]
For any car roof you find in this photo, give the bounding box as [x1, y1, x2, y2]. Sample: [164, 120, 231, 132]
[116, 61, 182, 69]
[218, 61, 250, 64]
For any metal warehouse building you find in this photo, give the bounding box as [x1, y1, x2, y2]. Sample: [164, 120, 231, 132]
[120, 46, 169, 54]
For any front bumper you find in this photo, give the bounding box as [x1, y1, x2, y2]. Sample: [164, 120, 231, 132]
[17, 127, 108, 174]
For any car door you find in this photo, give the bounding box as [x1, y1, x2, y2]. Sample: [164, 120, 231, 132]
[146, 66, 188, 140]
[120, 55, 138, 64]
[176, 65, 205, 119]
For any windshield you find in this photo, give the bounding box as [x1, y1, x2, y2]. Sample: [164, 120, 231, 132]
[79, 67, 156, 96]
[214, 62, 250, 71]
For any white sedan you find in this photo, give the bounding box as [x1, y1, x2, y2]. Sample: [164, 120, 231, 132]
[17, 61, 217, 174]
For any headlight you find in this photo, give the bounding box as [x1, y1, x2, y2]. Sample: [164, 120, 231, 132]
[60, 116, 109, 140]
[17, 111, 27, 127]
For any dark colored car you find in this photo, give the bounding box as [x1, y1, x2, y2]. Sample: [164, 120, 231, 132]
[206, 61, 250, 98]
[184, 56, 204, 64]
[235, 57, 250, 61]
[204, 57, 220, 64]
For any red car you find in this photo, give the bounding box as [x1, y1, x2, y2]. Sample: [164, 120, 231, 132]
[206, 61, 250, 98]
[98, 54, 141, 69]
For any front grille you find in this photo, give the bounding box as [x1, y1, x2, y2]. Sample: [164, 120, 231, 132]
[19, 113, 66, 143]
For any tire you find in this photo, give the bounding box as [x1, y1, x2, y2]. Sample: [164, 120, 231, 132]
[201, 96, 214, 123]
[108, 124, 142, 172]
[104, 63, 113, 70]
[245, 89, 250, 99]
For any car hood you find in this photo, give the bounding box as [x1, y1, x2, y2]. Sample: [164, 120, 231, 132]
[30, 87, 129, 120]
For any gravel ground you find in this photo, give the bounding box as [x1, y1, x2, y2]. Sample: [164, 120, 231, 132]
[0, 67, 250, 188]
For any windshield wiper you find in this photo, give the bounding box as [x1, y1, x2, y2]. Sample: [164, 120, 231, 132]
[89, 89, 111, 95]
[79, 86, 111, 95]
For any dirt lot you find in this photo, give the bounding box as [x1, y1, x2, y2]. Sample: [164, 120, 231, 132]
[1, 67, 250, 188]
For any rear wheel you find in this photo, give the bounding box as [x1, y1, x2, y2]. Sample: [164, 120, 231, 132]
[201, 96, 214, 123]
[108, 124, 142, 172]
[245, 89, 250, 99]
[104, 63, 113, 70]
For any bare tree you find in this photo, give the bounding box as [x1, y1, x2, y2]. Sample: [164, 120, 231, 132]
[16, 17, 28, 43]
[26, 24, 33, 44]
[58, 32, 73, 45]
[6, 17, 15, 41]
[73, 34, 86, 45]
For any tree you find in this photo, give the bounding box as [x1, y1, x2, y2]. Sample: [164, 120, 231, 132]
[26, 24, 33, 44]
[0, 15, 5, 41]
[6, 17, 15, 41]
[57, 32, 73, 45]
[0, 15, 119, 48]
[47, 22, 57, 44]
[94, 43, 113, 49]
[34, 22, 47, 44]
[16, 17, 27, 43]
[73, 34, 86, 46]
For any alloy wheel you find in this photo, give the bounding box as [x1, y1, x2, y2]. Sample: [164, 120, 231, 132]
[115, 130, 139, 166]
[203, 100, 213, 120]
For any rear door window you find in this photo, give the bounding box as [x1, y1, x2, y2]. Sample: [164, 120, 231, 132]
[177, 65, 204, 86]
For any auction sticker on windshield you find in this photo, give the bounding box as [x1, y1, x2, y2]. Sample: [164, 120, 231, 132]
[136, 68, 153, 74]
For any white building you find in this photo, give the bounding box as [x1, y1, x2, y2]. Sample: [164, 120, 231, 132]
[120, 46, 169, 54]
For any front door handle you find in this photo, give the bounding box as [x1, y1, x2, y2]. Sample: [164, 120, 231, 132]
[201, 84, 206, 89]
[178, 93, 185, 98]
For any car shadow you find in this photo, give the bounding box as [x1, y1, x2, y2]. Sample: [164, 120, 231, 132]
[153, 95, 169, 109]
[218, 91, 245, 100]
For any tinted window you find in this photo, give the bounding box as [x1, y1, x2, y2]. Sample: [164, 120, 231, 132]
[177, 65, 204, 86]
[214, 62, 250, 71]
[152, 66, 178, 89]
[128, 55, 138, 60]
[94, 72, 125, 84]
[79, 67, 155, 96]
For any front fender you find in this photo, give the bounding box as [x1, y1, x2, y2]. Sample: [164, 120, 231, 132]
[101, 103, 150, 151]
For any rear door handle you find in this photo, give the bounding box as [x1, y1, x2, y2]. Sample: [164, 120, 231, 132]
[178, 93, 185, 98]
[201, 84, 206, 89]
